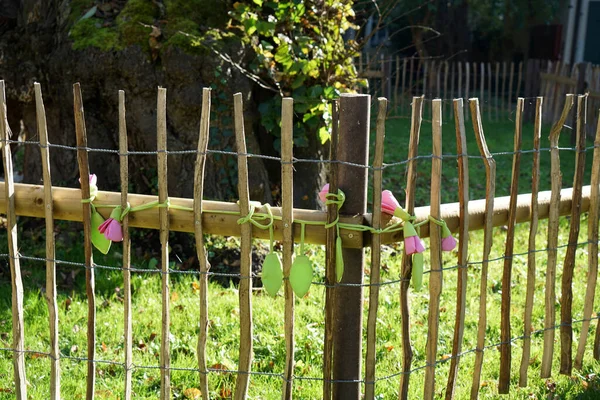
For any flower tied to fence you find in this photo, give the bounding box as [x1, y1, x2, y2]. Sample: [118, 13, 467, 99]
[319, 184, 346, 283]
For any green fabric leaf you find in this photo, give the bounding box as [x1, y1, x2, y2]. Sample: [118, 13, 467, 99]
[91, 209, 111, 255]
[289, 255, 313, 298]
[335, 236, 344, 282]
[412, 253, 424, 291]
[261, 252, 283, 297]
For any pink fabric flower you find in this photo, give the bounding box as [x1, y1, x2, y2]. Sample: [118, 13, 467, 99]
[98, 207, 123, 242]
[403, 221, 425, 255]
[79, 174, 98, 198]
[319, 184, 329, 203]
[441, 223, 457, 252]
[381, 190, 400, 215]
[98, 218, 123, 242]
[381, 190, 410, 220]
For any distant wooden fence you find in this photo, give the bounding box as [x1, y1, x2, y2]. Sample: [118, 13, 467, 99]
[0, 79, 599, 400]
[359, 56, 600, 130]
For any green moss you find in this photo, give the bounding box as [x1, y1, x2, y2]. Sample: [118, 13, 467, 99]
[116, 0, 160, 50]
[70, 19, 121, 51]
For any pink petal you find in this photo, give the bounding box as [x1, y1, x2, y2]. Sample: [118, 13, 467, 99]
[415, 238, 426, 253]
[381, 190, 400, 215]
[441, 235, 457, 252]
[318, 184, 329, 203]
[103, 219, 123, 242]
[89, 174, 97, 186]
[404, 236, 417, 255]
[98, 219, 111, 234]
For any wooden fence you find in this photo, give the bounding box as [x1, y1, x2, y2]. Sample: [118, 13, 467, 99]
[0, 79, 599, 399]
[360, 56, 600, 132]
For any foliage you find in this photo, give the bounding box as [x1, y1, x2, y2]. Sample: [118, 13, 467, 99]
[229, 0, 365, 146]
[69, 18, 122, 51]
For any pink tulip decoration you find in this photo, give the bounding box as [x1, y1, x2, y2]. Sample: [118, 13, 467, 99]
[403, 221, 425, 255]
[319, 184, 329, 204]
[441, 222, 457, 252]
[98, 207, 123, 242]
[381, 190, 410, 221]
[79, 174, 98, 199]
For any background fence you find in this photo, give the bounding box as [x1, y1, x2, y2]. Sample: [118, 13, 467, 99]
[0, 79, 599, 399]
[359, 56, 600, 137]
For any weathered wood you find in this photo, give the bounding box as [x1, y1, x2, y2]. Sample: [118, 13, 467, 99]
[73, 83, 96, 400]
[35, 82, 60, 400]
[365, 98, 387, 400]
[281, 97, 295, 400]
[519, 97, 543, 387]
[233, 93, 253, 400]
[333, 94, 369, 399]
[507, 62, 515, 112]
[501, 62, 508, 118]
[445, 99, 469, 400]
[1, 80, 27, 400]
[443, 62, 449, 117]
[451, 62, 456, 102]
[465, 62, 470, 101]
[157, 87, 171, 400]
[495, 62, 500, 121]
[488, 63, 492, 121]
[394, 56, 400, 110]
[423, 61, 429, 97]
[498, 97, 524, 394]
[118, 90, 133, 400]
[541, 72, 577, 87]
[469, 98, 496, 400]
[323, 101, 339, 400]
[560, 94, 588, 375]
[424, 99, 443, 400]
[541, 94, 575, 378]
[436, 61, 441, 97]
[401, 58, 407, 114]
[458, 62, 463, 101]
[575, 105, 600, 368]
[398, 96, 423, 400]
[480, 62, 484, 116]
[194, 88, 211, 400]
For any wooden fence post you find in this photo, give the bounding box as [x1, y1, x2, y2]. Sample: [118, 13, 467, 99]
[332, 94, 370, 399]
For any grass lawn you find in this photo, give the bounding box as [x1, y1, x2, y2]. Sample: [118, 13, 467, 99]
[0, 103, 598, 399]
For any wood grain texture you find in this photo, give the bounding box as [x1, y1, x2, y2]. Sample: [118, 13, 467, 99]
[280, 97, 295, 400]
[73, 83, 96, 400]
[424, 99, 443, 400]
[519, 97, 543, 387]
[323, 100, 339, 400]
[157, 87, 171, 400]
[1, 80, 27, 400]
[582, 110, 600, 364]
[498, 98, 524, 394]
[469, 98, 496, 400]
[560, 94, 588, 376]
[445, 99, 469, 400]
[194, 88, 211, 400]
[35, 82, 60, 400]
[365, 98, 387, 400]
[233, 93, 253, 400]
[398, 96, 423, 400]
[541, 94, 575, 378]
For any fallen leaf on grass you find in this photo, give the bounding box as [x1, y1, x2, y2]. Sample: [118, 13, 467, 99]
[183, 388, 202, 399]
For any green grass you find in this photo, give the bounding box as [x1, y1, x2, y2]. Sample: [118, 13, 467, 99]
[0, 110, 599, 398]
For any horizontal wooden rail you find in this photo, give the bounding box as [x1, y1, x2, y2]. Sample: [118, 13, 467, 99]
[540, 72, 576, 86]
[0, 182, 593, 249]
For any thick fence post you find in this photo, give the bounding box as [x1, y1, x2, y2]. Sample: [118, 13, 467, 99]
[332, 93, 370, 399]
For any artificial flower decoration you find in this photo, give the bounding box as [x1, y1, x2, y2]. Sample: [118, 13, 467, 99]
[262, 252, 283, 297]
[381, 190, 411, 221]
[403, 221, 426, 255]
[319, 183, 329, 204]
[79, 174, 98, 200]
[91, 207, 112, 254]
[441, 222, 457, 252]
[412, 252, 424, 291]
[98, 206, 124, 242]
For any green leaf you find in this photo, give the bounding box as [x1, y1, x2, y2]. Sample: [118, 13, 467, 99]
[291, 75, 306, 89]
[91, 208, 111, 255]
[412, 253, 424, 291]
[79, 6, 98, 22]
[289, 255, 313, 297]
[335, 236, 344, 282]
[261, 252, 283, 297]
[252, 0, 263, 6]
[318, 126, 330, 144]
